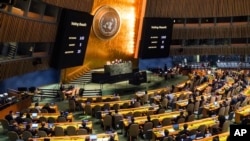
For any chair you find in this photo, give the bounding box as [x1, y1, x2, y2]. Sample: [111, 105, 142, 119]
[186, 114, 195, 122]
[54, 126, 65, 136]
[84, 104, 92, 115]
[177, 117, 185, 123]
[103, 114, 112, 130]
[121, 103, 129, 108]
[210, 96, 216, 103]
[69, 99, 76, 112]
[133, 111, 142, 117]
[22, 130, 33, 141]
[40, 109, 48, 113]
[0, 119, 9, 134]
[217, 107, 225, 116]
[112, 103, 120, 111]
[114, 115, 123, 130]
[7, 131, 20, 141]
[147, 110, 155, 116]
[93, 105, 102, 118]
[38, 116, 47, 123]
[161, 98, 169, 109]
[102, 103, 110, 110]
[125, 112, 133, 118]
[224, 105, 230, 116]
[186, 103, 194, 113]
[77, 128, 88, 135]
[161, 118, 172, 126]
[134, 102, 141, 108]
[194, 107, 203, 119]
[128, 124, 140, 141]
[157, 108, 165, 114]
[66, 126, 77, 136]
[96, 97, 103, 102]
[37, 130, 48, 137]
[193, 101, 200, 112]
[152, 119, 160, 127]
[142, 122, 153, 138]
[47, 117, 56, 123]
[144, 129, 153, 141]
[57, 116, 67, 122]
[197, 124, 206, 134]
[142, 94, 149, 105]
[221, 120, 230, 133]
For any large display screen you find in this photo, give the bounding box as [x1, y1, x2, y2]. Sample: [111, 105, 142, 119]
[50, 8, 93, 69]
[139, 17, 173, 59]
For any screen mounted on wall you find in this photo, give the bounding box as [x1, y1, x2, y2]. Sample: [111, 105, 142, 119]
[50, 8, 93, 69]
[139, 17, 173, 59]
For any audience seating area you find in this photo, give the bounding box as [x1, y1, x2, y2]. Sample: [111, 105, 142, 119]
[2, 68, 250, 141]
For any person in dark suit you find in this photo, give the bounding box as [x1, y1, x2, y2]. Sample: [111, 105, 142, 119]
[42, 103, 54, 113]
[145, 115, 151, 124]
[178, 123, 189, 136]
[196, 129, 204, 139]
[174, 111, 186, 123]
[15, 112, 24, 124]
[8, 121, 22, 135]
[24, 124, 37, 136]
[5, 110, 14, 122]
[79, 121, 91, 133]
[38, 122, 53, 136]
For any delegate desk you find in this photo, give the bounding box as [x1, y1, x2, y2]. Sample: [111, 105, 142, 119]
[235, 105, 250, 124]
[123, 111, 187, 128]
[31, 132, 119, 141]
[28, 112, 73, 122]
[100, 105, 158, 118]
[175, 80, 191, 89]
[243, 86, 250, 97]
[193, 132, 229, 141]
[76, 95, 120, 102]
[215, 83, 231, 95]
[135, 88, 169, 98]
[29, 103, 58, 113]
[202, 98, 231, 117]
[175, 94, 211, 110]
[19, 121, 93, 132]
[81, 100, 133, 109]
[152, 117, 217, 140]
[196, 82, 209, 92]
[153, 90, 193, 103]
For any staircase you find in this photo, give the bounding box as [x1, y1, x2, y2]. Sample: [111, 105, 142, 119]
[7, 44, 17, 59]
[34, 88, 59, 101]
[69, 71, 92, 86]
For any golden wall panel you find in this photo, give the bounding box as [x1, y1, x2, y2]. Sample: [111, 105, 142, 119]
[84, 0, 145, 69]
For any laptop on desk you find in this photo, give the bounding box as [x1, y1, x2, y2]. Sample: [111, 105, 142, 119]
[31, 113, 38, 119]
[31, 123, 38, 129]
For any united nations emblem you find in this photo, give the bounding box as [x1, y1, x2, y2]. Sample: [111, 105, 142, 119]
[93, 6, 121, 40]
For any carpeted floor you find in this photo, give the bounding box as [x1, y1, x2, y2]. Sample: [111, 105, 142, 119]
[0, 73, 189, 141]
